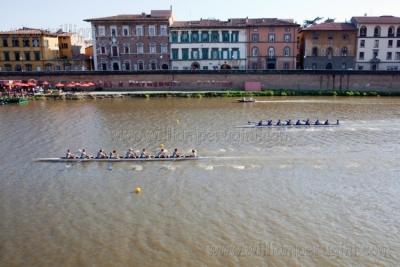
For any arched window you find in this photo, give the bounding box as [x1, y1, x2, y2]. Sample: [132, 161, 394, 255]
[283, 47, 290, 57]
[312, 47, 318, 56]
[268, 47, 275, 58]
[252, 47, 259, 57]
[374, 26, 381, 37]
[388, 26, 395, 37]
[326, 47, 333, 57]
[397, 27, 400, 37]
[112, 62, 120, 71]
[150, 60, 157, 70]
[360, 26, 367, 37]
[341, 47, 348, 57]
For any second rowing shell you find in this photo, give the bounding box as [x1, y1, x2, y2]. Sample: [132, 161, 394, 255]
[35, 157, 200, 163]
[236, 124, 340, 129]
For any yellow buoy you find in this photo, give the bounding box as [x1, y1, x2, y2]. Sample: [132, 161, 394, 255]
[135, 187, 141, 194]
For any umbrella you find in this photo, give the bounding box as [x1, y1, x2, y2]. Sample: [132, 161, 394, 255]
[42, 81, 49, 85]
[27, 82, 37, 87]
[55, 82, 65, 88]
[66, 82, 76, 88]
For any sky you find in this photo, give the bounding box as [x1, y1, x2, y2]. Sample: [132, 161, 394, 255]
[2, 0, 400, 39]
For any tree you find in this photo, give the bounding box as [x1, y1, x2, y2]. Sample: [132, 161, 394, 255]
[303, 17, 323, 28]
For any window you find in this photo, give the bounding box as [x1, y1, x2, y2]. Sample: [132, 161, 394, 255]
[23, 39, 30, 47]
[149, 43, 156, 54]
[112, 62, 119, 71]
[160, 43, 168, 54]
[182, 48, 189, 60]
[343, 34, 349, 40]
[374, 26, 381, 37]
[101, 63, 107, 71]
[203, 66, 208, 70]
[396, 52, 400, 60]
[12, 38, 19, 47]
[359, 26, 367, 37]
[268, 33, 275, 43]
[202, 48, 209, 59]
[231, 31, 239, 42]
[25, 64, 32, 71]
[14, 52, 20, 61]
[3, 52, 10, 61]
[98, 26, 106, 37]
[326, 47, 333, 57]
[4, 64, 12, 71]
[150, 61, 157, 70]
[231, 48, 239, 59]
[192, 48, 199, 60]
[123, 61, 130, 71]
[181, 31, 189, 43]
[211, 31, 219, 42]
[32, 38, 39, 47]
[211, 48, 219, 59]
[388, 40, 393, 48]
[24, 51, 31, 61]
[374, 40, 379, 48]
[252, 33, 259, 42]
[15, 64, 22, 72]
[122, 26, 130, 36]
[137, 43, 144, 54]
[283, 47, 290, 57]
[221, 48, 229, 59]
[2, 38, 8, 47]
[312, 63, 317, 70]
[284, 34, 291, 42]
[397, 27, 400, 37]
[222, 31, 230, 42]
[138, 61, 144, 70]
[136, 26, 143, 36]
[123, 45, 129, 54]
[34, 52, 40, 60]
[358, 65, 364, 70]
[171, 32, 178, 43]
[397, 40, 400, 47]
[341, 47, 348, 57]
[388, 26, 395, 37]
[160, 25, 168, 36]
[110, 26, 117, 36]
[312, 32, 319, 40]
[387, 52, 392, 60]
[172, 49, 179, 60]
[268, 47, 275, 58]
[201, 31, 209, 42]
[342, 63, 347, 69]
[191, 31, 199, 42]
[100, 46, 106, 54]
[360, 40, 365, 48]
[312, 47, 318, 56]
[252, 47, 259, 57]
[284, 63, 289, 70]
[359, 52, 364, 60]
[149, 25, 156, 37]
[373, 50, 378, 59]
[111, 46, 118, 57]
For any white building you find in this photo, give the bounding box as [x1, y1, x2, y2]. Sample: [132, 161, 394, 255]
[170, 19, 247, 70]
[351, 16, 400, 70]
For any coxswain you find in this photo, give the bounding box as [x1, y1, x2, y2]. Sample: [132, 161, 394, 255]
[324, 120, 329, 125]
[80, 149, 90, 159]
[315, 119, 320, 125]
[65, 149, 75, 159]
[276, 120, 282, 126]
[156, 148, 167, 158]
[171, 148, 181, 158]
[286, 120, 292, 126]
[189, 149, 197, 158]
[296, 120, 302, 125]
[96, 149, 107, 159]
[109, 150, 120, 159]
[140, 148, 149, 158]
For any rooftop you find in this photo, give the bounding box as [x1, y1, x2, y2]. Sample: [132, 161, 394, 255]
[302, 22, 357, 31]
[0, 27, 58, 36]
[351, 15, 400, 24]
[171, 18, 299, 28]
[84, 10, 172, 22]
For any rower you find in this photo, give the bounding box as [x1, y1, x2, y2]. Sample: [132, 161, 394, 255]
[140, 148, 149, 158]
[276, 119, 282, 126]
[305, 119, 311, 126]
[109, 150, 120, 159]
[80, 149, 90, 159]
[324, 120, 329, 125]
[65, 149, 75, 159]
[156, 148, 167, 158]
[296, 120, 302, 125]
[171, 148, 181, 158]
[96, 149, 107, 159]
[286, 120, 292, 126]
[125, 148, 137, 159]
[189, 149, 197, 158]
[257, 120, 263, 126]
[336, 120, 340, 125]
[315, 119, 320, 125]
[267, 120, 273, 126]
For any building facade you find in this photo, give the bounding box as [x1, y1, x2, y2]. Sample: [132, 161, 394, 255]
[351, 16, 400, 70]
[85, 10, 173, 71]
[302, 23, 357, 70]
[170, 20, 247, 70]
[239, 18, 299, 70]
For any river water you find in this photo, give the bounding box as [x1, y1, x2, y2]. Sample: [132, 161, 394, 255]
[0, 97, 399, 266]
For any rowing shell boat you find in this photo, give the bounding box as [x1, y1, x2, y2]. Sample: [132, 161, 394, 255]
[35, 157, 200, 163]
[236, 124, 340, 129]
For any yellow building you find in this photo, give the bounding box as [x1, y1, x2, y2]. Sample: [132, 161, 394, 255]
[0, 27, 89, 72]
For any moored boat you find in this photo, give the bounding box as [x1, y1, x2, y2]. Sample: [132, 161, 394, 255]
[237, 97, 256, 103]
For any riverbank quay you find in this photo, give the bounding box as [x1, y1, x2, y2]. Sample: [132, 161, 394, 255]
[20, 89, 400, 101]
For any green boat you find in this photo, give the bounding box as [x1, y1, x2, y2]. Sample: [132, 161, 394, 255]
[0, 97, 29, 105]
